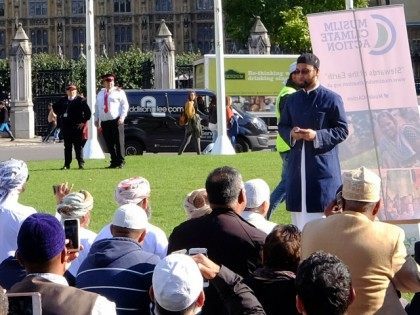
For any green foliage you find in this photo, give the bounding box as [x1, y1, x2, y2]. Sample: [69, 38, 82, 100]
[0, 58, 8, 71]
[21, 151, 290, 234]
[97, 48, 153, 89]
[223, 0, 369, 53]
[32, 53, 71, 71]
[175, 52, 202, 67]
[276, 7, 311, 53]
[18, 48, 201, 95]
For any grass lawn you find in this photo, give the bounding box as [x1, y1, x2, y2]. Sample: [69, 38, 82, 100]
[20, 151, 291, 235]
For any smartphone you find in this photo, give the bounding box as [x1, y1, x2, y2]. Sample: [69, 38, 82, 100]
[414, 241, 420, 264]
[7, 292, 42, 315]
[64, 218, 80, 252]
[188, 248, 209, 287]
[52, 184, 60, 194]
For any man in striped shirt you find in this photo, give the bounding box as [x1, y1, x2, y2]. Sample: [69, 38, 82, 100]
[76, 204, 160, 314]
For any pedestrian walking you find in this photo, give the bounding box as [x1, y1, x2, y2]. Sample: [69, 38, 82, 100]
[0, 101, 15, 141]
[42, 103, 58, 142]
[178, 91, 202, 155]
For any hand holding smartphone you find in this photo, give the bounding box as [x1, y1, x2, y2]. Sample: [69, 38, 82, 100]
[52, 184, 60, 194]
[414, 241, 420, 264]
[189, 248, 209, 287]
[7, 292, 42, 315]
[64, 218, 80, 252]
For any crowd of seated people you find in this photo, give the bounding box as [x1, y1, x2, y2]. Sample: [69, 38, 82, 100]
[0, 158, 419, 315]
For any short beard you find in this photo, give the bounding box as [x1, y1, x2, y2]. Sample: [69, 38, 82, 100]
[299, 81, 309, 89]
[144, 205, 152, 220]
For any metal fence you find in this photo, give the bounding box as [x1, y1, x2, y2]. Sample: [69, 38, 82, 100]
[33, 69, 72, 135]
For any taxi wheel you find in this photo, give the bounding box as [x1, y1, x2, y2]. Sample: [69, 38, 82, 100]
[125, 140, 144, 155]
[235, 138, 250, 153]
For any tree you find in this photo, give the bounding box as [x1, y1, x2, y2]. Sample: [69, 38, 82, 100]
[223, 0, 369, 53]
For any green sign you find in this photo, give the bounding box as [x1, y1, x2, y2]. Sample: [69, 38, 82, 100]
[205, 55, 298, 96]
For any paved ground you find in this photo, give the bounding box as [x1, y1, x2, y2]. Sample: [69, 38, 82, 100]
[0, 136, 64, 161]
[0, 136, 44, 147]
[0, 133, 276, 162]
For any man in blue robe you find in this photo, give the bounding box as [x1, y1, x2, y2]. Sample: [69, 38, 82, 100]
[278, 53, 348, 230]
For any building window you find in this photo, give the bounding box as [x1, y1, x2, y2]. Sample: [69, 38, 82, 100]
[0, 0, 4, 16]
[197, 24, 214, 54]
[155, 0, 172, 12]
[30, 29, 48, 53]
[72, 27, 86, 59]
[29, 0, 47, 16]
[72, 0, 86, 15]
[114, 0, 131, 13]
[115, 25, 132, 53]
[196, 0, 213, 10]
[0, 30, 4, 59]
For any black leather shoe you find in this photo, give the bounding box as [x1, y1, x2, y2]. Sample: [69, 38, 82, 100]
[78, 165, 84, 170]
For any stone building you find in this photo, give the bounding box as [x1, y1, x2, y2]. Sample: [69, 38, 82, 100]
[0, 0, 215, 59]
[0, 1, 418, 77]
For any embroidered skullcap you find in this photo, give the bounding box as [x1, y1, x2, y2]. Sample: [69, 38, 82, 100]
[17, 213, 65, 263]
[245, 179, 270, 209]
[115, 177, 151, 206]
[183, 188, 212, 220]
[0, 159, 28, 203]
[153, 253, 203, 312]
[297, 53, 320, 69]
[112, 203, 148, 230]
[57, 190, 94, 220]
[342, 167, 381, 203]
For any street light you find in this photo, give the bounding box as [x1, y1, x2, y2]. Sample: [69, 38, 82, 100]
[211, 0, 235, 155]
[83, 0, 105, 159]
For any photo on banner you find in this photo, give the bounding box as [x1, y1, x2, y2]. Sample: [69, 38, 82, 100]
[308, 5, 420, 222]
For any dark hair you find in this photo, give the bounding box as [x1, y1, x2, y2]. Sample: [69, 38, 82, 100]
[110, 224, 144, 239]
[296, 251, 352, 315]
[205, 166, 243, 206]
[155, 302, 195, 315]
[0, 286, 8, 315]
[263, 224, 301, 272]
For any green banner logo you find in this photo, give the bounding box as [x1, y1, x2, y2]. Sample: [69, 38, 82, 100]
[225, 69, 245, 80]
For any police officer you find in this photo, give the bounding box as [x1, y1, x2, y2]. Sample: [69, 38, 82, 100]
[53, 84, 91, 170]
[94, 74, 129, 168]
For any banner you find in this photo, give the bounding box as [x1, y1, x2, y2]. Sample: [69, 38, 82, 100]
[195, 54, 298, 96]
[308, 5, 420, 222]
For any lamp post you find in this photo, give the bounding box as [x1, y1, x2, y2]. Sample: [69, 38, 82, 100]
[83, 0, 105, 159]
[211, 0, 235, 155]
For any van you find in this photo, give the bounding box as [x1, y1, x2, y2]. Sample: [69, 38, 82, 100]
[122, 89, 269, 155]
